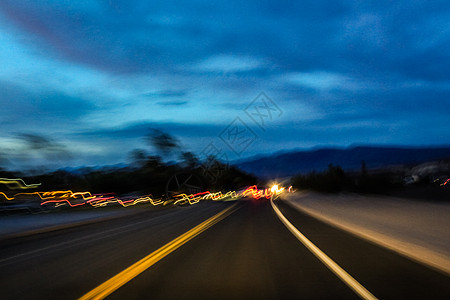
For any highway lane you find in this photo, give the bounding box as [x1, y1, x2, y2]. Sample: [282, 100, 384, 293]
[107, 199, 358, 300]
[276, 199, 450, 299]
[106, 199, 450, 300]
[1, 198, 449, 299]
[0, 202, 234, 300]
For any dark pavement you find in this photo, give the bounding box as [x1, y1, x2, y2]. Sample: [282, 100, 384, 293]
[1, 198, 449, 299]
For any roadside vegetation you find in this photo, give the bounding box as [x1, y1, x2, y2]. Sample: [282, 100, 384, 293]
[291, 161, 450, 201]
[0, 130, 257, 202]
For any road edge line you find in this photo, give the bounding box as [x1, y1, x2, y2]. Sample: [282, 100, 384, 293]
[284, 196, 450, 276]
[79, 203, 239, 300]
[270, 197, 377, 300]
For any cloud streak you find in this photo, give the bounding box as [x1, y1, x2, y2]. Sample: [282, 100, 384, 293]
[0, 0, 449, 169]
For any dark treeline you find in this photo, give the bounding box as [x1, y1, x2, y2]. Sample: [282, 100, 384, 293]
[0, 130, 257, 200]
[0, 154, 257, 199]
[291, 163, 449, 198]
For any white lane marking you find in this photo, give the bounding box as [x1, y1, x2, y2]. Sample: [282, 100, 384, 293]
[286, 198, 450, 276]
[271, 197, 378, 300]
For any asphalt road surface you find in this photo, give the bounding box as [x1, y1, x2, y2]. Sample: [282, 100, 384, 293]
[1, 198, 449, 299]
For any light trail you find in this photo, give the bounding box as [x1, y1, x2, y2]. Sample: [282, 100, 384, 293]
[0, 178, 41, 190]
[0, 192, 15, 201]
[2, 181, 287, 209]
[242, 185, 285, 199]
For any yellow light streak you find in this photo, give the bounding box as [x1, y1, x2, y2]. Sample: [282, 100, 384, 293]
[2, 183, 285, 208]
[0, 178, 41, 190]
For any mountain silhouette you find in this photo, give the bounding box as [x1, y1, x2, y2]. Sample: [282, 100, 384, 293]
[235, 146, 450, 178]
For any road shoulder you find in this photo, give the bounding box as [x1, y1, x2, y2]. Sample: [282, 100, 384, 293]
[0, 208, 149, 240]
[283, 192, 450, 276]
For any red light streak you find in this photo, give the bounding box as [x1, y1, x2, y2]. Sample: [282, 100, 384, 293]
[2, 182, 286, 209]
[242, 185, 284, 199]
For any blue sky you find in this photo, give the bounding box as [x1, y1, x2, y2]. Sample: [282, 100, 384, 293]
[0, 0, 449, 170]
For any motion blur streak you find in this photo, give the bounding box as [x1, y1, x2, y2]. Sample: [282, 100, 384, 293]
[441, 179, 450, 186]
[242, 185, 285, 199]
[79, 203, 239, 300]
[270, 197, 378, 300]
[0, 192, 14, 200]
[0, 178, 41, 190]
[172, 190, 240, 205]
[2, 184, 286, 208]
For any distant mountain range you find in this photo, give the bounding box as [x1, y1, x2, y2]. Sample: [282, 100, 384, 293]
[235, 146, 450, 178]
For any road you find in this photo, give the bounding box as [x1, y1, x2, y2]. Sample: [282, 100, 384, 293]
[1, 198, 449, 299]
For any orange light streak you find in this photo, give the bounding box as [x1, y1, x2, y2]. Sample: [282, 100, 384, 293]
[2, 183, 286, 209]
[0, 192, 15, 201]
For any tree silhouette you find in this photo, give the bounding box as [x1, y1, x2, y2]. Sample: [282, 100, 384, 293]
[146, 129, 180, 159]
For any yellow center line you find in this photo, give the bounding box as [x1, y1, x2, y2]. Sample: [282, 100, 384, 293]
[270, 197, 378, 300]
[79, 203, 239, 300]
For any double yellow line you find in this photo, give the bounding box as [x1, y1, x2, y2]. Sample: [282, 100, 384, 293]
[80, 203, 238, 300]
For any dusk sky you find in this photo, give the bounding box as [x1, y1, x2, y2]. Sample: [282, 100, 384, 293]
[0, 1, 449, 170]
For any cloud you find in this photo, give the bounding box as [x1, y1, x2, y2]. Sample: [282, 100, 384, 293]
[191, 55, 267, 73]
[0, 133, 73, 170]
[143, 89, 188, 98]
[77, 120, 225, 140]
[0, 0, 449, 169]
[284, 71, 359, 91]
[156, 100, 189, 106]
[0, 81, 97, 132]
[17, 133, 71, 159]
[0, 0, 447, 81]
